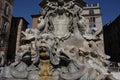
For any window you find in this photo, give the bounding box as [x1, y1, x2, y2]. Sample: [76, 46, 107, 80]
[89, 10, 94, 15]
[0, 17, 9, 34]
[89, 17, 95, 23]
[4, 3, 10, 16]
[0, 39, 3, 47]
[89, 24, 96, 28]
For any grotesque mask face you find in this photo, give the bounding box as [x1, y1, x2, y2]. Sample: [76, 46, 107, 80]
[35, 33, 56, 60]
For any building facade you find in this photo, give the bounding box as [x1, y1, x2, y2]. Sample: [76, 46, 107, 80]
[82, 3, 103, 35]
[103, 15, 120, 62]
[0, 0, 14, 61]
[7, 17, 28, 62]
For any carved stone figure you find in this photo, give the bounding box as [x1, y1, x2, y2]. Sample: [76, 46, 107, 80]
[0, 50, 31, 80]
[37, 15, 45, 31]
[22, 28, 40, 40]
[0, 0, 117, 80]
[34, 33, 59, 66]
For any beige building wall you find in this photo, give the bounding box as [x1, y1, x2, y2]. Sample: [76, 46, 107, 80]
[83, 3, 102, 29]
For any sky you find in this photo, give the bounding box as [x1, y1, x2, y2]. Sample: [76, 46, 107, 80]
[12, 0, 120, 27]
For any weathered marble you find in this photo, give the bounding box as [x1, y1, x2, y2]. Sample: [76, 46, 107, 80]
[0, 0, 117, 80]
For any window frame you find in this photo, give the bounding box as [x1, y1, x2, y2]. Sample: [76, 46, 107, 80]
[4, 3, 11, 16]
[89, 17, 95, 23]
[89, 9, 94, 15]
[0, 39, 4, 47]
[89, 24, 96, 28]
[1, 17, 9, 34]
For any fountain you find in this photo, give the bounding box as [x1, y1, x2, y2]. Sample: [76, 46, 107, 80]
[0, 0, 116, 80]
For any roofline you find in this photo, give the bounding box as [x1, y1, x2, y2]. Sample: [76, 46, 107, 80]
[31, 14, 41, 18]
[12, 16, 29, 24]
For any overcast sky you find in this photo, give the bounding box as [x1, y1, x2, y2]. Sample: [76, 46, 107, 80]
[13, 0, 120, 27]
